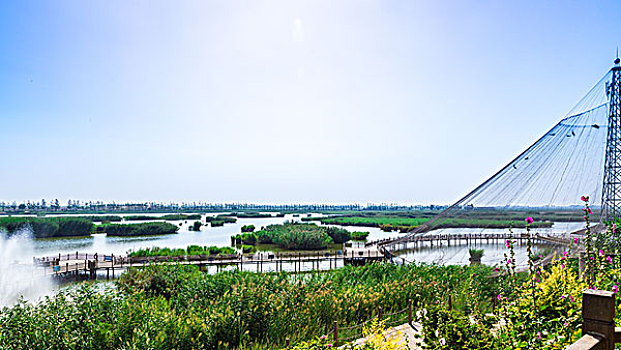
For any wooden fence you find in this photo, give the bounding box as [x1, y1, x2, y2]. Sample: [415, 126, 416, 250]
[568, 289, 619, 350]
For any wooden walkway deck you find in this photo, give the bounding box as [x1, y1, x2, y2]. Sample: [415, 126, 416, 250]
[368, 232, 573, 250]
[34, 247, 386, 278]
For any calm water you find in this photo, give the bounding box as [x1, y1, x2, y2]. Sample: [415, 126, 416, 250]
[3, 213, 584, 267]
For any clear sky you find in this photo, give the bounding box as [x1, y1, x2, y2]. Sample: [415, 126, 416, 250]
[1, 0, 620, 205]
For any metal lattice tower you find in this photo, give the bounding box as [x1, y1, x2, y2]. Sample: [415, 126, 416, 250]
[601, 57, 621, 221]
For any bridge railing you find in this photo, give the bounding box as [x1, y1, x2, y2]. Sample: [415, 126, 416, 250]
[34, 252, 119, 266]
[371, 232, 573, 249]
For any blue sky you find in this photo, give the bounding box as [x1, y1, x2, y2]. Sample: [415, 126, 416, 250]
[1, 0, 620, 205]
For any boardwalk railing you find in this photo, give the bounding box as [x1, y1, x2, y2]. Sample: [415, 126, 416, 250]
[34, 252, 117, 267]
[34, 248, 386, 277]
[369, 232, 573, 249]
[568, 289, 619, 350]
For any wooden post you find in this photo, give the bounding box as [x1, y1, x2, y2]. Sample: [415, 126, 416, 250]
[448, 294, 452, 311]
[333, 321, 338, 347]
[65, 262, 68, 273]
[408, 299, 413, 324]
[378, 306, 383, 321]
[285, 337, 290, 348]
[581, 289, 615, 350]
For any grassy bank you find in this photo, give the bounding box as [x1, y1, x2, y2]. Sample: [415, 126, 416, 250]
[98, 222, 179, 236]
[124, 214, 202, 221]
[306, 213, 555, 232]
[204, 215, 237, 227]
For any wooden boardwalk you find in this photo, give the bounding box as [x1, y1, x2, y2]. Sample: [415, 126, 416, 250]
[368, 232, 573, 250]
[34, 247, 386, 278]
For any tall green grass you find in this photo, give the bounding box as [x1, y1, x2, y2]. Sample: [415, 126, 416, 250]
[0, 217, 93, 238]
[128, 245, 236, 257]
[0, 262, 501, 349]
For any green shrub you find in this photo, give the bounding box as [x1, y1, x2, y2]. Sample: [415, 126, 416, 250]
[241, 245, 255, 253]
[241, 224, 255, 232]
[469, 248, 484, 261]
[326, 226, 351, 243]
[232, 232, 257, 245]
[351, 231, 369, 241]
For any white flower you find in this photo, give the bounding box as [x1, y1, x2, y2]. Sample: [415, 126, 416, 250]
[439, 338, 446, 346]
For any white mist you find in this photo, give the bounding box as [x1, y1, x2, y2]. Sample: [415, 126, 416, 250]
[0, 228, 53, 307]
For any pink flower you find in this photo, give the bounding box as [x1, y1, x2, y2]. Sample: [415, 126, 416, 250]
[327, 344, 333, 347]
[505, 240, 511, 249]
[588, 208, 593, 215]
[525, 217, 534, 224]
[607, 256, 613, 264]
[573, 237, 579, 244]
[561, 263, 565, 269]
[321, 335, 327, 340]
[613, 285, 618, 294]
[537, 270, 541, 275]
[599, 250, 604, 256]
[570, 296, 574, 302]
[538, 332, 541, 341]
[581, 195, 589, 202]
[435, 300, 439, 304]
[494, 267, 500, 272]
[614, 223, 617, 234]
[507, 258, 512, 264]
[497, 294, 502, 301]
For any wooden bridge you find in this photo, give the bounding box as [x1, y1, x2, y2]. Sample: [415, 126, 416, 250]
[33, 246, 386, 278]
[367, 232, 574, 250]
